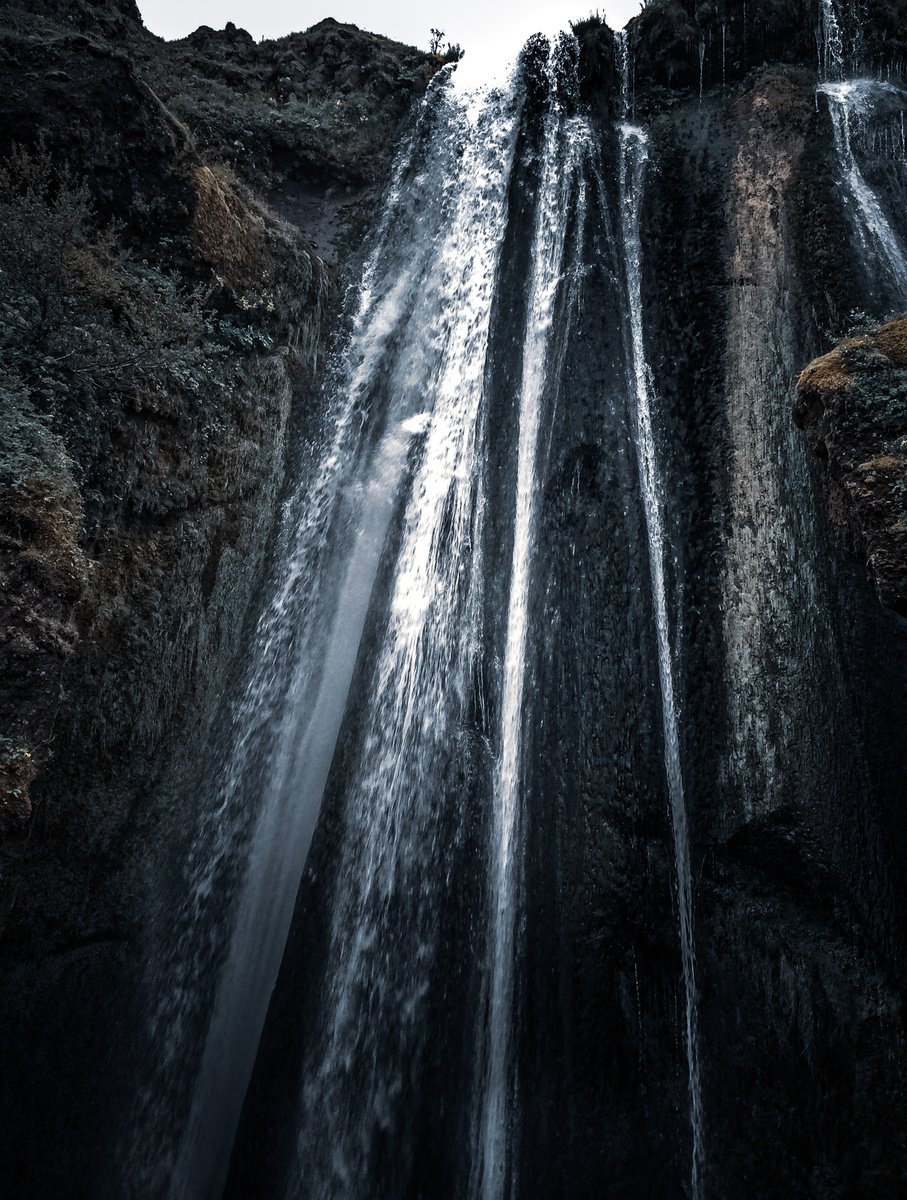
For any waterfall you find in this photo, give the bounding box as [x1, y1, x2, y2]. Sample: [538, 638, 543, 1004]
[266, 66, 526, 1200]
[474, 37, 592, 1200]
[125, 66, 496, 1199]
[820, 0, 846, 80]
[617, 110, 705, 1200]
[815, 0, 907, 303]
[698, 36, 706, 105]
[616, 29, 631, 120]
[819, 79, 907, 300]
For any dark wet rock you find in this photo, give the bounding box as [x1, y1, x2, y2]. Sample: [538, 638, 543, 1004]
[0, 4, 435, 1192]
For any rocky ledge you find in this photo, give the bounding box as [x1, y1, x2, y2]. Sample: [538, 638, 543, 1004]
[796, 315, 907, 616]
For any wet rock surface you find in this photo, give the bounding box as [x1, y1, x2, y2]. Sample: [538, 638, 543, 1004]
[1, 1, 907, 1198]
[0, 2, 436, 1193]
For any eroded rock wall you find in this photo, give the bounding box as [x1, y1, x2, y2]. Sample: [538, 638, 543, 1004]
[0, 4, 436, 1193]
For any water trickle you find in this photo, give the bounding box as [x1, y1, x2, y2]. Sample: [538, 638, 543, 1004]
[474, 37, 593, 1200]
[698, 36, 706, 105]
[617, 109, 706, 1200]
[616, 30, 631, 121]
[820, 0, 846, 79]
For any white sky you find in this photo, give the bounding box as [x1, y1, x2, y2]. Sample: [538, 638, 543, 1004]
[138, 2, 643, 80]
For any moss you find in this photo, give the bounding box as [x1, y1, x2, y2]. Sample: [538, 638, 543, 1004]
[872, 317, 907, 370]
[796, 348, 854, 399]
[796, 317, 907, 615]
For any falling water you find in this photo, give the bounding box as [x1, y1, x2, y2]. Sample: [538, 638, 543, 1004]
[816, 0, 907, 301]
[698, 36, 706, 105]
[269, 65, 527, 1200]
[617, 116, 705, 1200]
[820, 0, 846, 79]
[616, 29, 631, 120]
[475, 38, 592, 1200]
[819, 79, 907, 299]
[126, 65, 501, 1200]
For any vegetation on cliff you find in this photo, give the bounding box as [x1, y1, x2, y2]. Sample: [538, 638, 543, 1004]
[0, 1, 433, 861]
[797, 316, 907, 615]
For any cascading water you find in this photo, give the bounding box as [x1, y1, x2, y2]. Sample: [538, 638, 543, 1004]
[267, 64, 527, 1200]
[819, 79, 907, 299]
[819, 0, 846, 80]
[474, 38, 592, 1200]
[818, 0, 907, 301]
[125, 66, 496, 1199]
[124, 16, 904, 1200]
[615, 32, 705, 1200]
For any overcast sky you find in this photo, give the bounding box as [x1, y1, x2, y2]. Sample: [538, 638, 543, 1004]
[137, 2, 643, 78]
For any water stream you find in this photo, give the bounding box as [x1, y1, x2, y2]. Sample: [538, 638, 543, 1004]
[818, 0, 907, 303]
[616, 32, 705, 1200]
[131, 16, 907, 1200]
[475, 39, 592, 1200]
[820, 79, 907, 299]
[273, 65, 527, 1200]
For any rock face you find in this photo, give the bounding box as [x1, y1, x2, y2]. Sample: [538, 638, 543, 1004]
[0, 3, 438, 1193]
[509, 44, 907, 1199]
[1, 1, 907, 1198]
[796, 317, 907, 615]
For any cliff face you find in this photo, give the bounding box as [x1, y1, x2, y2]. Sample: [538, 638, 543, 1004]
[3, 2, 907, 1198]
[511, 51, 907, 1196]
[0, 3, 438, 1191]
[227, 17, 907, 1200]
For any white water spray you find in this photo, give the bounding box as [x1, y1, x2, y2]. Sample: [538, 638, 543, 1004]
[476, 46, 592, 1199]
[274, 70, 527, 1200]
[819, 78, 907, 299]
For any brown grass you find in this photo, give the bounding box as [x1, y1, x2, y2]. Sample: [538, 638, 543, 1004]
[872, 316, 907, 369]
[192, 164, 266, 286]
[857, 454, 901, 474]
[796, 347, 853, 397]
[6, 475, 87, 598]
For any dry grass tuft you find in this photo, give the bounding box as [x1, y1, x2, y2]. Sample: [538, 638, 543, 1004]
[192, 163, 266, 286]
[796, 347, 854, 398]
[872, 316, 907, 369]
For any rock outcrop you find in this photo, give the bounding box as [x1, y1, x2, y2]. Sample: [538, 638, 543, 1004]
[796, 316, 907, 615]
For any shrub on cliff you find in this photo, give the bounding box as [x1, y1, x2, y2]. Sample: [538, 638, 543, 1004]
[0, 144, 209, 407]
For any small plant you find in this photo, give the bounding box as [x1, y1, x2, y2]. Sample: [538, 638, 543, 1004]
[0, 144, 208, 399]
[429, 28, 445, 56]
